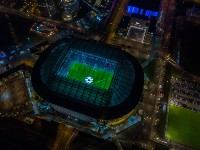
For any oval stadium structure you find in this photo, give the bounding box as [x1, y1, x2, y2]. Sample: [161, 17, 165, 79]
[31, 38, 144, 122]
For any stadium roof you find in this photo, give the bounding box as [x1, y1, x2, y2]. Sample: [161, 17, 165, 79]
[31, 38, 144, 120]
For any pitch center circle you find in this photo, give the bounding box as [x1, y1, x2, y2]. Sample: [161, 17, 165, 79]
[85, 76, 93, 84]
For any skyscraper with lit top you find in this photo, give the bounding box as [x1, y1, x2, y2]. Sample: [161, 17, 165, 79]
[62, 0, 79, 21]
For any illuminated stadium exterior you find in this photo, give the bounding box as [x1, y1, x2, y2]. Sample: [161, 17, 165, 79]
[31, 38, 144, 138]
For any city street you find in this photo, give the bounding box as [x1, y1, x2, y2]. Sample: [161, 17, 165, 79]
[53, 124, 78, 150]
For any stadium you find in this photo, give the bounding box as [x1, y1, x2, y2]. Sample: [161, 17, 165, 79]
[31, 38, 144, 137]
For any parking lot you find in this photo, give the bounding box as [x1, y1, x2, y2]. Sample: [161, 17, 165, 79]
[169, 76, 200, 112]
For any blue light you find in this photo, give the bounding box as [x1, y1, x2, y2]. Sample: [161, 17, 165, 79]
[10, 50, 15, 54]
[127, 6, 140, 14]
[127, 5, 159, 18]
[140, 9, 144, 15]
[0, 52, 7, 58]
[153, 12, 158, 17]
[127, 6, 133, 14]
[1, 54, 6, 58]
[145, 10, 151, 17]
[96, 16, 102, 21]
[0, 60, 5, 65]
[131, 7, 134, 13]
[133, 7, 139, 13]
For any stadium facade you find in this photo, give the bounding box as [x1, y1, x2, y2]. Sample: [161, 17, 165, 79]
[31, 38, 144, 139]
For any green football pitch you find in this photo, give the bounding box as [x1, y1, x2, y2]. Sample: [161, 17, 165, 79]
[66, 62, 114, 90]
[166, 104, 200, 149]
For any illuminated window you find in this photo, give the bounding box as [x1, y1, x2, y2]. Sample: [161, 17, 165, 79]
[127, 6, 158, 18]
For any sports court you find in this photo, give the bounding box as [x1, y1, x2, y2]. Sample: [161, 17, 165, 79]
[66, 62, 114, 90]
[57, 49, 117, 90]
[166, 104, 200, 149]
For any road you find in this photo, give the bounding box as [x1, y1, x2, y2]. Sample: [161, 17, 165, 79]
[142, 36, 160, 68]
[53, 124, 78, 150]
[0, 6, 88, 34]
[105, 0, 130, 44]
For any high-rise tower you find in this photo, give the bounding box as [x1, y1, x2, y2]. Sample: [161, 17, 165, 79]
[62, 0, 79, 21]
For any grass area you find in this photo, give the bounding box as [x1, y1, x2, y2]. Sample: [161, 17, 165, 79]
[143, 60, 157, 82]
[166, 105, 200, 149]
[67, 62, 114, 90]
